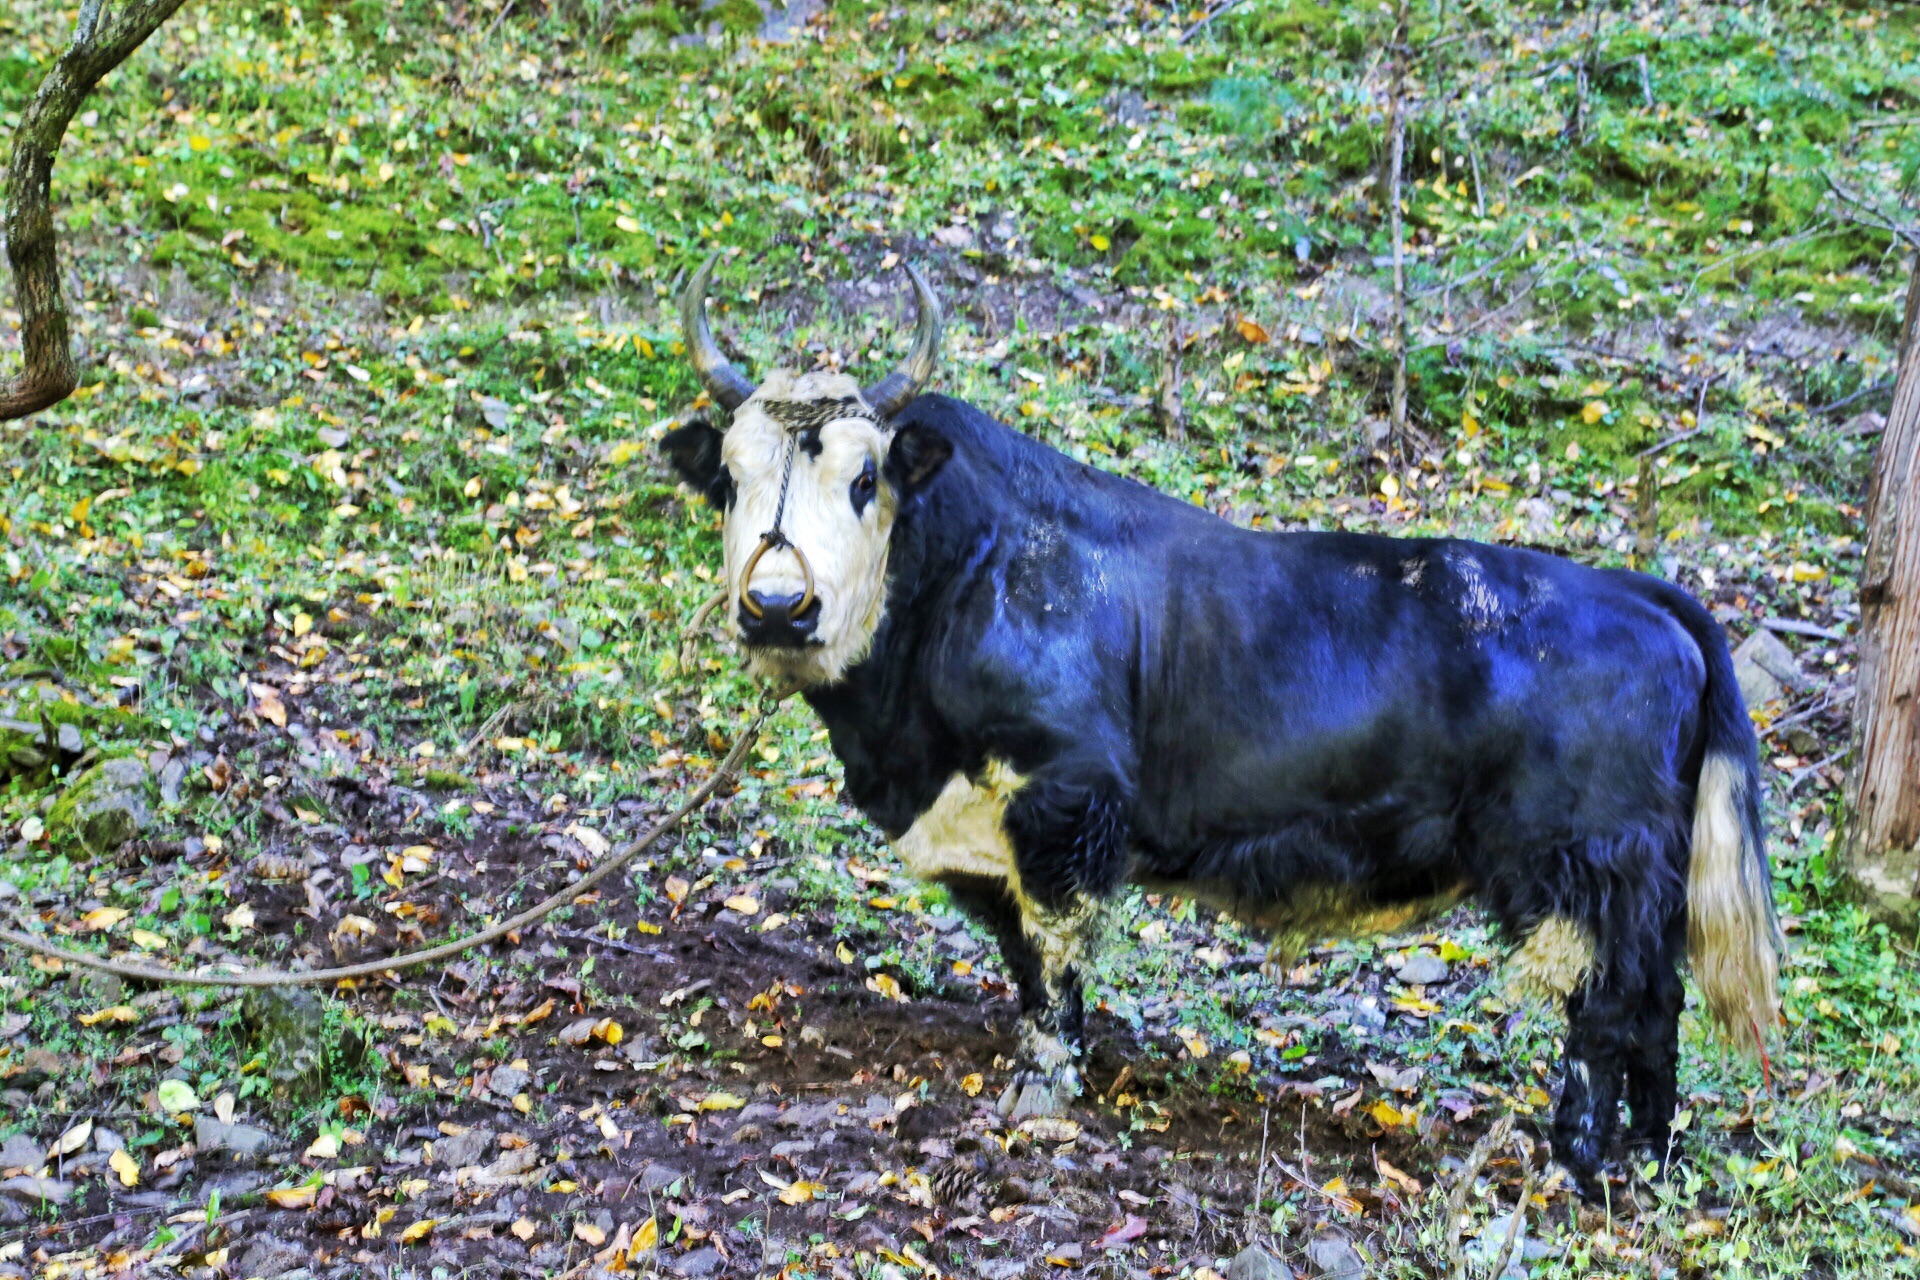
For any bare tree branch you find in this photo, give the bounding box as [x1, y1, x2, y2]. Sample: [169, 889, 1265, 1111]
[1, 0, 189, 421]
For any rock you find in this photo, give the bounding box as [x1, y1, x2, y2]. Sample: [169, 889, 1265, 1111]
[434, 1128, 495, 1169]
[0, 1175, 72, 1206]
[672, 1246, 724, 1278]
[159, 758, 186, 806]
[1464, 1212, 1528, 1277]
[633, 1161, 685, 1193]
[1306, 1234, 1366, 1280]
[977, 1260, 1026, 1280]
[1228, 1245, 1295, 1280]
[193, 1117, 278, 1157]
[0, 1135, 42, 1173]
[488, 1065, 532, 1099]
[1733, 629, 1812, 710]
[92, 1126, 125, 1154]
[242, 988, 328, 1103]
[56, 724, 82, 756]
[44, 758, 151, 854]
[1395, 953, 1449, 986]
[237, 1232, 311, 1278]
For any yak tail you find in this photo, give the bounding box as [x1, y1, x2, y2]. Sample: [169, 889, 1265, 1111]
[1677, 603, 1784, 1053]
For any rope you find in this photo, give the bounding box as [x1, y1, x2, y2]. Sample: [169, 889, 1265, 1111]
[0, 694, 784, 988]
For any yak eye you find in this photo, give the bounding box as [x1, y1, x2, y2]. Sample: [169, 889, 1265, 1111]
[850, 459, 878, 514]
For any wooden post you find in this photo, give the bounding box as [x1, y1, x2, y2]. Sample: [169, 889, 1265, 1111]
[1, 0, 188, 420]
[1384, 0, 1410, 451]
[1845, 254, 1920, 927]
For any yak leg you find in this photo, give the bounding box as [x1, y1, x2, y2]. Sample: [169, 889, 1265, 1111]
[1553, 966, 1637, 1199]
[1621, 919, 1688, 1168]
[938, 872, 1091, 1120]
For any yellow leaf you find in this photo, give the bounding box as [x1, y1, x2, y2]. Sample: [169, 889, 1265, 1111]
[81, 908, 129, 932]
[1367, 1099, 1407, 1127]
[761, 1034, 784, 1047]
[189, 134, 211, 152]
[398, 1219, 435, 1244]
[664, 876, 690, 904]
[514, 1094, 532, 1114]
[548, 1178, 578, 1193]
[616, 215, 642, 234]
[1176, 1028, 1210, 1058]
[223, 903, 256, 931]
[635, 920, 661, 934]
[1234, 316, 1271, 345]
[511, 1218, 537, 1242]
[592, 1018, 624, 1045]
[962, 1073, 984, 1097]
[724, 894, 760, 915]
[698, 1091, 745, 1112]
[1090, 233, 1111, 251]
[779, 1180, 825, 1205]
[837, 942, 856, 964]
[78, 1005, 137, 1027]
[574, 1220, 607, 1246]
[130, 928, 168, 950]
[866, 973, 908, 1003]
[109, 1148, 139, 1186]
[307, 1132, 341, 1160]
[1582, 400, 1608, 425]
[55, 1121, 92, 1156]
[633, 1216, 659, 1252]
[267, 1185, 318, 1209]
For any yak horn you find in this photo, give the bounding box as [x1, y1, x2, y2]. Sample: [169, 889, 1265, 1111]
[862, 262, 943, 421]
[679, 253, 757, 412]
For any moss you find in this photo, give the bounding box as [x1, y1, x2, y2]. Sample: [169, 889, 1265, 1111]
[44, 758, 151, 856]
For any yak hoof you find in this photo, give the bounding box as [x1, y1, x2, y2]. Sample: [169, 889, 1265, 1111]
[996, 1067, 1079, 1123]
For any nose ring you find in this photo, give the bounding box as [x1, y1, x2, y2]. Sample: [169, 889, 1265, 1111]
[739, 534, 816, 621]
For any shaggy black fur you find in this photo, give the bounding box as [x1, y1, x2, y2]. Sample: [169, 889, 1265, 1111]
[666, 393, 1772, 1197]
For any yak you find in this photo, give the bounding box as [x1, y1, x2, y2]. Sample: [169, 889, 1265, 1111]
[661, 256, 1780, 1196]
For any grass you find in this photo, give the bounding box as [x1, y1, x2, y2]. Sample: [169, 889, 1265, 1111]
[3, 0, 1920, 1274]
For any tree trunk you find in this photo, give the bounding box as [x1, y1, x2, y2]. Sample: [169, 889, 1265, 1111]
[1, 0, 189, 420]
[1844, 254, 1920, 927]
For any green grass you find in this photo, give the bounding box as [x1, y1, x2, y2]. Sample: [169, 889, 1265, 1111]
[4, 0, 1920, 1273]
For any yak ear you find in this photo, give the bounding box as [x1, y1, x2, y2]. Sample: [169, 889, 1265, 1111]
[661, 418, 733, 508]
[884, 422, 952, 495]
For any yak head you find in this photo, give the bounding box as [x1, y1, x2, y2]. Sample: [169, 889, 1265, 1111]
[663, 256, 951, 688]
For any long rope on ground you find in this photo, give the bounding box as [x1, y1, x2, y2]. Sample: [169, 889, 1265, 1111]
[0, 696, 779, 988]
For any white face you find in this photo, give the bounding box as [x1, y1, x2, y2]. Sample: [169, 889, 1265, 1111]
[720, 371, 898, 687]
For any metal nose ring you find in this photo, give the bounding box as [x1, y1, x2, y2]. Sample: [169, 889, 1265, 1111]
[739, 533, 816, 621]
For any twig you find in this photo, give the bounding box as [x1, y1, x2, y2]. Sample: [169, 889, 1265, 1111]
[1822, 172, 1920, 252]
[479, 0, 518, 46]
[0, 695, 782, 986]
[1685, 222, 1845, 300]
[1760, 617, 1849, 642]
[1178, 0, 1244, 44]
[1411, 231, 1532, 301]
[1385, 0, 1411, 451]
[1447, 1114, 1513, 1280]
[1814, 376, 1895, 418]
[1269, 1155, 1355, 1210]
[1487, 1147, 1537, 1280]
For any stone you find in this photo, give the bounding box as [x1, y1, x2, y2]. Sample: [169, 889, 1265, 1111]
[56, 724, 82, 756]
[0, 1175, 72, 1206]
[1305, 1234, 1366, 1280]
[44, 758, 151, 854]
[633, 1161, 685, 1193]
[193, 1117, 278, 1157]
[488, 1064, 532, 1098]
[1395, 953, 1449, 986]
[672, 1246, 724, 1277]
[0, 1136, 42, 1173]
[1733, 629, 1812, 710]
[242, 988, 328, 1103]
[1227, 1246, 1295, 1280]
[434, 1128, 495, 1169]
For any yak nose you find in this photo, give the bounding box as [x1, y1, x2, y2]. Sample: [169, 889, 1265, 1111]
[739, 590, 820, 647]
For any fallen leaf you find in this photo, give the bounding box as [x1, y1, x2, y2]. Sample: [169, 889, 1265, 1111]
[511, 1218, 537, 1242]
[698, 1091, 745, 1112]
[1176, 1027, 1210, 1058]
[1234, 316, 1271, 345]
[266, 1185, 318, 1209]
[664, 875, 690, 904]
[1094, 1214, 1149, 1250]
[223, 903, 257, 931]
[574, 1220, 607, 1246]
[1376, 1155, 1422, 1195]
[129, 929, 168, 950]
[591, 1017, 624, 1045]
[633, 1215, 659, 1252]
[780, 1179, 826, 1205]
[215, 1092, 235, 1124]
[307, 1132, 341, 1160]
[251, 683, 287, 727]
[80, 907, 129, 932]
[398, 1218, 435, 1244]
[724, 894, 759, 915]
[77, 1005, 137, 1027]
[54, 1120, 92, 1157]
[866, 973, 908, 1003]
[109, 1148, 139, 1187]
[157, 1080, 199, 1114]
[962, 1073, 984, 1097]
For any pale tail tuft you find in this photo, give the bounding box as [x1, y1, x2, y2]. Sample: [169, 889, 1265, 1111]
[1687, 752, 1782, 1052]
